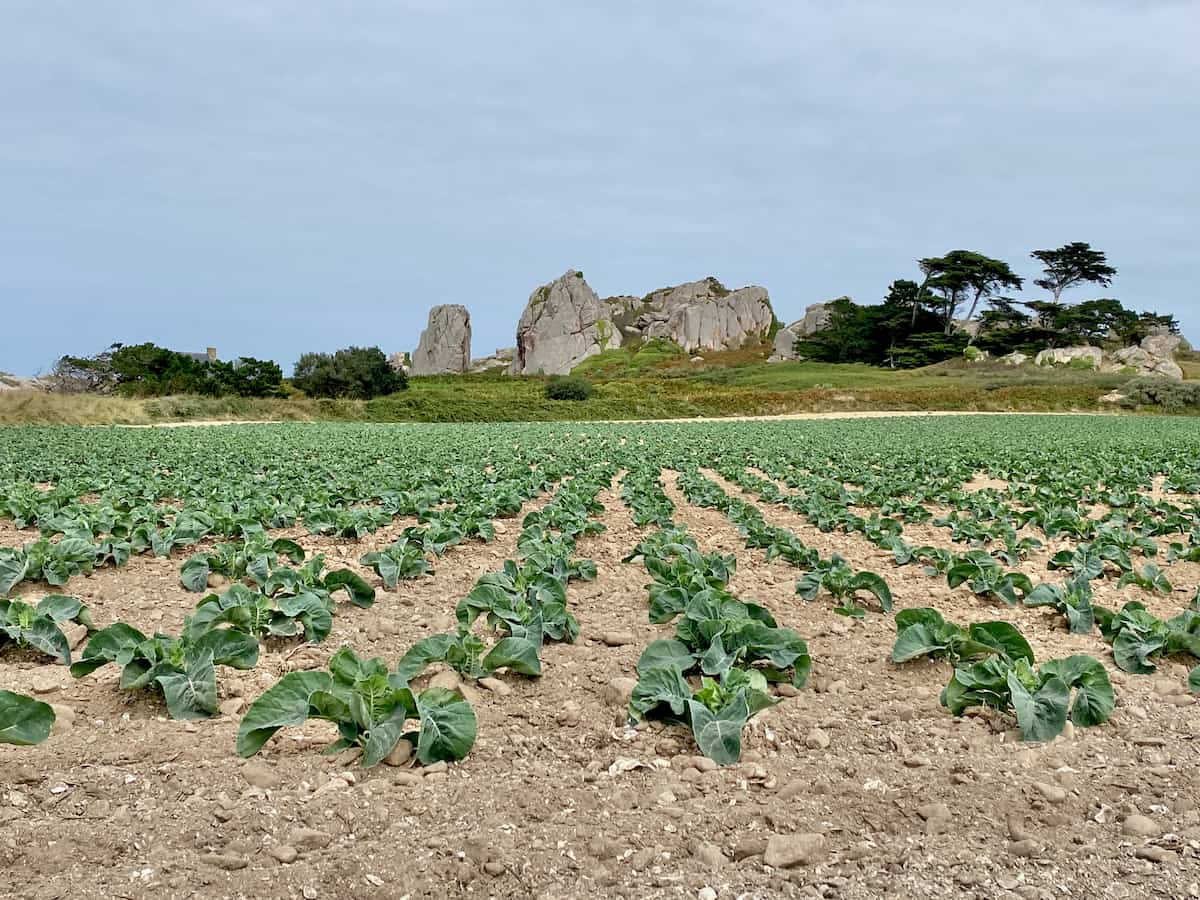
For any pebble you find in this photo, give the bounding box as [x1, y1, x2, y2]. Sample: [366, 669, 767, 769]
[595, 628, 636, 648]
[391, 771, 422, 787]
[556, 700, 582, 727]
[268, 845, 298, 864]
[49, 704, 75, 736]
[1009, 839, 1041, 858]
[764, 833, 827, 869]
[776, 684, 800, 698]
[429, 671, 461, 692]
[699, 889, 718, 900]
[30, 675, 59, 695]
[630, 847, 656, 870]
[733, 838, 768, 861]
[917, 802, 950, 822]
[692, 756, 718, 773]
[903, 755, 932, 768]
[693, 842, 728, 867]
[805, 728, 830, 750]
[1122, 815, 1160, 837]
[384, 741, 413, 767]
[777, 781, 806, 801]
[422, 761, 449, 776]
[603, 677, 638, 707]
[219, 698, 245, 717]
[202, 853, 248, 870]
[289, 828, 333, 852]
[1034, 782, 1067, 804]
[1135, 846, 1177, 864]
[479, 677, 511, 696]
[242, 763, 281, 790]
[63, 623, 88, 650]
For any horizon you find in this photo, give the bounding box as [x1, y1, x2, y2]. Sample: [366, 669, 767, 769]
[4, 2, 1198, 376]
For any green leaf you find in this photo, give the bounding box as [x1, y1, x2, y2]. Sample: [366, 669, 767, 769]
[1008, 671, 1069, 742]
[414, 687, 477, 764]
[324, 569, 375, 607]
[629, 665, 691, 720]
[1112, 631, 1162, 674]
[481, 636, 541, 676]
[1188, 665, 1200, 694]
[967, 622, 1034, 664]
[0, 690, 55, 745]
[1038, 655, 1114, 727]
[848, 571, 892, 611]
[891, 623, 944, 663]
[688, 692, 750, 765]
[237, 671, 333, 757]
[193, 629, 260, 669]
[70, 623, 148, 678]
[0, 551, 30, 597]
[636, 639, 695, 676]
[395, 634, 456, 684]
[180, 554, 212, 592]
[361, 703, 413, 767]
[34, 594, 87, 625]
[156, 650, 218, 720]
[20, 617, 71, 665]
[275, 592, 333, 643]
[894, 607, 946, 631]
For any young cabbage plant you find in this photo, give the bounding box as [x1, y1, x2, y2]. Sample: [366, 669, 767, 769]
[0, 690, 55, 746]
[259, 555, 376, 608]
[186, 583, 333, 644]
[796, 555, 892, 616]
[1094, 601, 1200, 674]
[946, 550, 1033, 606]
[1116, 563, 1173, 595]
[1023, 577, 1096, 634]
[70, 622, 259, 719]
[180, 534, 305, 592]
[891, 608, 1033, 665]
[1, 595, 94, 664]
[396, 629, 542, 682]
[360, 538, 433, 590]
[236, 646, 476, 767]
[0, 538, 100, 596]
[941, 653, 1114, 742]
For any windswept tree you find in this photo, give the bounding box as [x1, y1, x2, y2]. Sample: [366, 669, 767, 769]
[1031, 242, 1117, 303]
[919, 251, 1023, 334]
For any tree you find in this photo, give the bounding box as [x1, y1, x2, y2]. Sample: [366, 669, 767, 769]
[920, 250, 1024, 336]
[292, 346, 406, 399]
[1031, 242, 1117, 303]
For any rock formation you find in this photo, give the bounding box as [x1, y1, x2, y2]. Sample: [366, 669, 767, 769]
[411, 305, 471, 375]
[0, 373, 51, 392]
[1109, 334, 1184, 379]
[469, 347, 515, 374]
[1035, 346, 1104, 369]
[510, 271, 621, 376]
[509, 271, 775, 375]
[769, 303, 834, 362]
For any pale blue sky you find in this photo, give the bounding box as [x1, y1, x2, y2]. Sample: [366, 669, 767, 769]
[3, 1, 1197, 374]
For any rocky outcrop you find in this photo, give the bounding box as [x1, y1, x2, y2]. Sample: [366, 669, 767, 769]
[0, 373, 51, 392]
[387, 352, 411, 374]
[1110, 334, 1184, 379]
[999, 351, 1030, 366]
[510, 271, 621, 375]
[411, 305, 471, 375]
[469, 347, 515, 374]
[768, 303, 834, 362]
[1035, 346, 1104, 370]
[626, 278, 774, 353]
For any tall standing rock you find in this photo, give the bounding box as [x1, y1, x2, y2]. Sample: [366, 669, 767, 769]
[510, 270, 621, 375]
[411, 305, 471, 375]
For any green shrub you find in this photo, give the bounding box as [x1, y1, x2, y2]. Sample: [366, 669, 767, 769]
[293, 347, 406, 399]
[545, 375, 594, 401]
[1118, 377, 1200, 409]
[1066, 357, 1097, 371]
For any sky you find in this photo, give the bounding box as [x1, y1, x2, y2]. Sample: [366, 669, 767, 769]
[2, 1, 1198, 375]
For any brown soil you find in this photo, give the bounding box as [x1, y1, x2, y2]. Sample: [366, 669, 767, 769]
[2, 479, 1198, 900]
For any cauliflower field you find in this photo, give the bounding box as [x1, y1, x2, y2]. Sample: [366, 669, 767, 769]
[2, 415, 1199, 899]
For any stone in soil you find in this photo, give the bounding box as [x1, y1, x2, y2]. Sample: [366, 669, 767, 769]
[764, 833, 827, 868]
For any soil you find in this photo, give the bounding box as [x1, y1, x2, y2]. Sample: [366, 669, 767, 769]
[2, 475, 1199, 900]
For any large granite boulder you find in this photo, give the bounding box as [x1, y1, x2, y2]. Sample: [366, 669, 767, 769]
[0, 373, 51, 392]
[633, 278, 774, 353]
[1035, 345, 1104, 370]
[1110, 334, 1184, 380]
[768, 303, 835, 362]
[411, 305, 471, 375]
[510, 271, 621, 375]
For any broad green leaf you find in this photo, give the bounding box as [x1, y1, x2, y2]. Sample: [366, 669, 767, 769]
[21, 617, 71, 665]
[414, 687, 477, 764]
[395, 634, 456, 684]
[237, 670, 333, 757]
[180, 554, 212, 592]
[156, 650, 218, 720]
[70, 623, 148, 678]
[967, 622, 1034, 664]
[637, 639, 695, 676]
[1038, 655, 1114, 727]
[1008, 671, 1069, 742]
[688, 692, 750, 765]
[0, 690, 55, 745]
[324, 570, 375, 608]
[629, 665, 691, 720]
[34, 594, 87, 625]
[1189, 665, 1200, 694]
[481, 636, 541, 676]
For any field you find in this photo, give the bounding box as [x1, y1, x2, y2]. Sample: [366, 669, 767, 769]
[2, 416, 1199, 899]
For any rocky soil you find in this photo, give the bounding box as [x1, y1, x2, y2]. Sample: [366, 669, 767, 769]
[2, 477, 1199, 900]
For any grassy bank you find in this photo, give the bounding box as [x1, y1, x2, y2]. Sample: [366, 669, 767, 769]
[0, 364, 1166, 426]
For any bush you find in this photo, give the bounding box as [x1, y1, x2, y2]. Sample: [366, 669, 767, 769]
[293, 347, 406, 399]
[545, 375, 594, 401]
[1118, 377, 1200, 410]
[54, 343, 283, 398]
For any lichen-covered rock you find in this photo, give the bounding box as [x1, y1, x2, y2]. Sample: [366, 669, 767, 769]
[510, 271, 621, 376]
[411, 305, 471, 375]
[768, 303, 837, 362]
[999, 351, 1030, 366]
[1035, 345, 1103, 369]
[387, 352, 411, 374]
